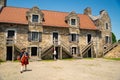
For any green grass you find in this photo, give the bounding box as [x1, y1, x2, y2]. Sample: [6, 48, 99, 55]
[13, 60, 20, 62]
[105, 58, 120, 61]
[83, 58, 94, 60]
[42, 59, 55, 62]
[62, 58, 76, 60]
[0, 59, 5, 64]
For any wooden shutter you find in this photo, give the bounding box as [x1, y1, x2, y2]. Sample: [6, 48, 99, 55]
[69, 34, 72, 42]
[28, 32, 31, 42]
[77, 34, 79, 42]
[39, 32, 42, 42]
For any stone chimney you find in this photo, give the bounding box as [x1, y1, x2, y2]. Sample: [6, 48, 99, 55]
[0, 0, 7, 7]
[84, 7, 92, 15]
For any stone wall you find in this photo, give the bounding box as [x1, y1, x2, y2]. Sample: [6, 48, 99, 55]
[0, 23, 28, 60]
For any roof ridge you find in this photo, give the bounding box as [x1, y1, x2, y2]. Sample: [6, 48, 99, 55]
[5, 6, 84, 15]
[5, 6, 29, 10]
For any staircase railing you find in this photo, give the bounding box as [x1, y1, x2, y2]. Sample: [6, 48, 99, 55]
[41, 43, 53, 57]
[60, 40, 73, 57]
[103, 42, 118, 55]
[81, 41, 93, 56]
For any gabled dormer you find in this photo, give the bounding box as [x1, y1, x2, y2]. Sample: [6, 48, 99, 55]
[26, 6, 44, 26]
[65, 11, 80, 27]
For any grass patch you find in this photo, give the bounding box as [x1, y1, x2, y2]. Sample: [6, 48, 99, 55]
[83, 58, 94, 60]
[13, 60, 20, 62]
[0, 59, 5, 64]
[104, 58, 120, 61]
[62, 58, 76, 61]
[42, 59, 55, 62]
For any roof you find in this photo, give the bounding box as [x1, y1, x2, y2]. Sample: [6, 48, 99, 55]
[0, 6, 97, 30]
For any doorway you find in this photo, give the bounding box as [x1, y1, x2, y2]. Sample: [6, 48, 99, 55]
[88, 48, 92, 58]
[55, 47, 59, 59]
[6, 46, 12, 60]
[53, 32, 58, 43]
[87, 34, 91, 43]
[72, 47, 77, 55]
[7, 30, 15, 38]
[31, 47, 37, 56]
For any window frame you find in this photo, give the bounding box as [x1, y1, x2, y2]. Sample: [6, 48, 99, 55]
[105, 23, 109, 29]
[70, 18, 77, 26]
[105, 35, 110, 44]
[28, 31, 42, 42]
[70, 33, 79, 42]
[31, 14, 39, 23]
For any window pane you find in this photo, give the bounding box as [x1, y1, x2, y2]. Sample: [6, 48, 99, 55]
[106, 23, 108, 29]
[31, 32, 39, 41]
[32, 15, 39, 22]
[71, 19, 76, 25]
[105, 36, 109, 43]
[71, 34, 76, 41]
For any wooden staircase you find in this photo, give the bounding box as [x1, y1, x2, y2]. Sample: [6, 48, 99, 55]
[103, 42, 118, 55]
[60, 40, 73, 57]
[41, 44, 54, 58]
[81, 41, 93, 57]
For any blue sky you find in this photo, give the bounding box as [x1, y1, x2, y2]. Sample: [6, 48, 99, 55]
[7, 0, 120, 40]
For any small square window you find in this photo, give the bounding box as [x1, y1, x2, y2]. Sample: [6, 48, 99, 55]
[71, 19, 76, 26]
[32, 15, 39, 22]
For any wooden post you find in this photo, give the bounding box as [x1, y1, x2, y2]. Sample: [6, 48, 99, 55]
[80, 49, 83, 58]
[60, 46, 62, 59]
[12, 45, 14, 61]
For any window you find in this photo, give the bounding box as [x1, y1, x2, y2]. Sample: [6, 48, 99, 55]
[28, 32, 42, 42]
[32, 15, 39, 22]
[70, 34, 77, 42]
[72, 47, 77, 55]
[31, 32, 39, 41]
[71, 19, 76, 26]
[105, 36, 110, 44]
[105, 23, 109, 29]
[7, 30, 15, 38]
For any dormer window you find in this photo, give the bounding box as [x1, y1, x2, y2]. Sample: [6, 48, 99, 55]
[70, 19, 76, 26]
[65, 11, 79, 27]
[32, 15, 39, 22]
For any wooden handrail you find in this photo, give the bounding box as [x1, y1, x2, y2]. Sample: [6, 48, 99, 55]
[81, 41, 93, 53]
[103, 42, 118, 55]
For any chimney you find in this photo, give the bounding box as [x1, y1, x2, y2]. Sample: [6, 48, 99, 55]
[84, 7, 92, 15]
[0, 0, 7, 7]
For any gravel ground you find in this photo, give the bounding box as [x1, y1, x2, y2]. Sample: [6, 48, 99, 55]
[0, 58, 120, 80]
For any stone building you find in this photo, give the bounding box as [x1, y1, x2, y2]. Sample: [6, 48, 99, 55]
[0, 0, 112, 61]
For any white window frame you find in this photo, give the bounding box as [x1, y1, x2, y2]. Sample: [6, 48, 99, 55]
[70, 18, 77, 27]
[105, 35, 110, 44]
[6, 29, 17, 43]
[31, 14, 40, 23]
[30, 31, 40, 42]
[105, 23, 109, 30]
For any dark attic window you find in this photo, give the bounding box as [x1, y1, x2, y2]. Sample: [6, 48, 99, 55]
[71, 19, 76, 26]
[32, 15, 39, 22]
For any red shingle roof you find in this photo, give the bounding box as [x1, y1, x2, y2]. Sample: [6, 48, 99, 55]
[0, 7, 97, 30]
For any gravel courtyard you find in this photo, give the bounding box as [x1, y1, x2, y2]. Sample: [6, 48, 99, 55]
[0, 58, 120, 80]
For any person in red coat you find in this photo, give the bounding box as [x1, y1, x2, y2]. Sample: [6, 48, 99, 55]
[19, 48, 29, 73]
